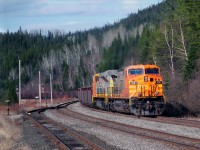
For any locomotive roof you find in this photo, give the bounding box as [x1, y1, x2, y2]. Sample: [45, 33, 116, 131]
[93, 64, 160, 77]
[99, 70, 118, 77]
[124, 64, 159, 70]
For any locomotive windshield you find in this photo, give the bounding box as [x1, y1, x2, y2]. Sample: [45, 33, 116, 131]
[145, 68, 159, 74]
[128, 69, 143, 75]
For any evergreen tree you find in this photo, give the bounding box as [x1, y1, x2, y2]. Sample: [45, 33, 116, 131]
[5, 80, 18, 103]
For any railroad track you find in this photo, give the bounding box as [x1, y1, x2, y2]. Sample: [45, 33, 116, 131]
[26, 101, 102, 150]
[82, 104, 200, 128]
[154, 116, 200, 128]
[59, 104, 200, 150]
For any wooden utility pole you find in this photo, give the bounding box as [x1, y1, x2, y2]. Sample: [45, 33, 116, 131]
[19, 60, 21, 105]
[39, 71, 41, 102]
[50, 74, 53, 103]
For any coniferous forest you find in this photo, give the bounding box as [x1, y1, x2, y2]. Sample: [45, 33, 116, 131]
[0, 0, 200, 116]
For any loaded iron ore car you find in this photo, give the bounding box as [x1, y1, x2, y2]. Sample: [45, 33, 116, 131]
[78, 64, 166, 116]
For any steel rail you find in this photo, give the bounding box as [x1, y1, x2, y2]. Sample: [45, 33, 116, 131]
[26, 113, 70, 150]
[60, 106, 200, 150]
[26, 100, 102, 150]
[82, 104, 200, 128]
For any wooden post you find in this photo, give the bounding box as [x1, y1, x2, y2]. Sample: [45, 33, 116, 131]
[50, 74, 53, 103]
[19, 60, 21, 105]
[39, 71, 41, 102]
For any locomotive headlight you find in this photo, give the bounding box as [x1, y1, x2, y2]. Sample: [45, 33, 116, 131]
[156, 80, 162, 84]
[130, 81, 137, 85]
[144, 76, 148, 82]
[155, 91, 159, 95]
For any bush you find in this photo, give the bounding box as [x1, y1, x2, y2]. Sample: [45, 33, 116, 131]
[164, 69, 200, 117]
[163, 102, 191, 117]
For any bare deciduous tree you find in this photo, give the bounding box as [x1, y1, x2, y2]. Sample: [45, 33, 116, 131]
[174, 20, 188, 61]
[153, 55, 157, 65]
[9, 68, 16, 80]
[161, 25, 175, 79]
[161, 17, 189, 79]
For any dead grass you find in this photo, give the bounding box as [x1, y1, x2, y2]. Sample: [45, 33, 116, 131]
[19, 97, 78, 111]
[0, 106, 31, 150]
[0, 97, 77, 113]
[0, 98, 76, 150]
[0, 112, 21, 150]
[0, 104, 19, 116]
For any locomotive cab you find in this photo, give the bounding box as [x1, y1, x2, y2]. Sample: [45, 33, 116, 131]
[126, 65, 163, 98]
[126, 65, 165, 116]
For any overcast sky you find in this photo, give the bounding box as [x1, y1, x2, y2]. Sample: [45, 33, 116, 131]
[0, 0, 162, 33]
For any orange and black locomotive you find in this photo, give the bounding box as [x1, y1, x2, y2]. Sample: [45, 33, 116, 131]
[79, 64, 166, 116]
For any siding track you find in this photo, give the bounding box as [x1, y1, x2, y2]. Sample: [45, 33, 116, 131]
[26, 101, 102, 150]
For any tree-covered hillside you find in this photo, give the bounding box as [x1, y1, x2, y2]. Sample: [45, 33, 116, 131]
[99, 0, 200, 115]
[0, 0, 199, 115]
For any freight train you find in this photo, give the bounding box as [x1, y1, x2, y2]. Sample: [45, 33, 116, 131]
[78, 64, 166, 116]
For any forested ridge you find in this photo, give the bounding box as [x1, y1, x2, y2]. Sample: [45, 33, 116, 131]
[0, 0, 200, 115]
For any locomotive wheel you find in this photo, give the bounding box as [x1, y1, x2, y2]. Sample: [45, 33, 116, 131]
[105, 103, 110, 111]
[92, 102, 97, 108]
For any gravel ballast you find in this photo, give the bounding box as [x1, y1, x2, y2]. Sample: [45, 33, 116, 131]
[68, 102, 200, 140]
[44, 109, 180, 150]
[13, 114, 58, 150]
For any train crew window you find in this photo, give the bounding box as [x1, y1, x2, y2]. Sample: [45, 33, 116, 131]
[145, 68, 159, 74]
[95, 76, 99, 81]
[128, 69, 143, 75]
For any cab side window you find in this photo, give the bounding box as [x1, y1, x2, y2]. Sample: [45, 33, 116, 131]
[128, 69, 143, 75]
